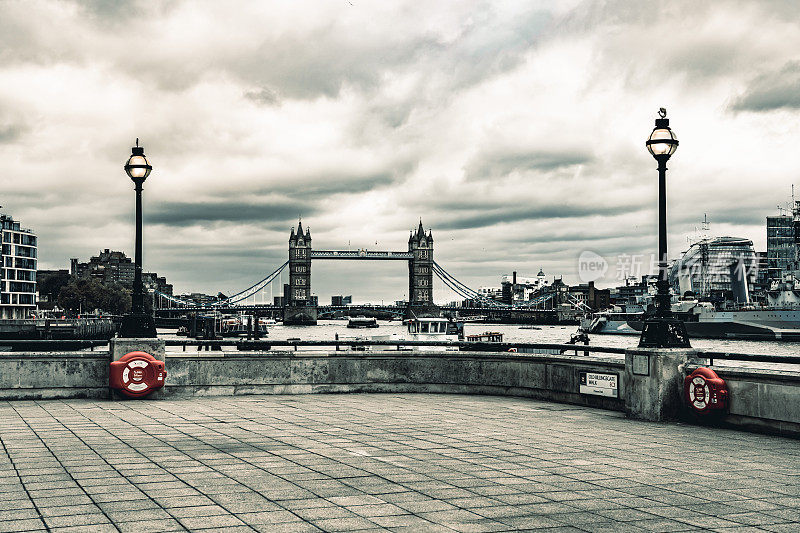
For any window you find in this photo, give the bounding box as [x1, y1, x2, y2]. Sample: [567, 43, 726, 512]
[15, 246, 35, 258]
[15, 258, 35, 269]
[10, 282, 34, 293]
[421, 322, 429, 333]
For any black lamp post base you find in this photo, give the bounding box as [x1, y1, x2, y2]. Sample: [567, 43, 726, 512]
[638, 317, 690, 348]
[119, 313, 157, 338]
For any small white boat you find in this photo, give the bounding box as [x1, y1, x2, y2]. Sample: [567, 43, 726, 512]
[370, 317, 460, 351]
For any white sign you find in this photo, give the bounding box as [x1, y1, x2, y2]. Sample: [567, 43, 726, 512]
[579, 372, 618, 398]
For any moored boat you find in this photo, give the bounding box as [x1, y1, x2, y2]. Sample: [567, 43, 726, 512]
[465, 331, 503, 343]
[218, 315, 268, 337]
[347, 316, 379, 328]
[581, 301, 800, 341]
[368, 317, 461, 351]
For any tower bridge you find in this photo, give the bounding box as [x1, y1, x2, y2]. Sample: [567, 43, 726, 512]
[284, 220, 434, 324]
[153, 219, 571, 323]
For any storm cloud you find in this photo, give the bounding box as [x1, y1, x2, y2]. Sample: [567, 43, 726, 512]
[2, 0, 800, 300]
[147, 201, 318, 227]
[731, 61, 800, 112]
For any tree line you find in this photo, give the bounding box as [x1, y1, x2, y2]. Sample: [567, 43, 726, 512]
[38, 271, 152, 315]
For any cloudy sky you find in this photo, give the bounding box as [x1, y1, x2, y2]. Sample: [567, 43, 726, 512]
[2, 0, 800, 303]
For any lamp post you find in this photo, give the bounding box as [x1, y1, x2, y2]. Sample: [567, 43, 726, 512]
[638, 109, 690, 348]
[120, 139, 157, 338]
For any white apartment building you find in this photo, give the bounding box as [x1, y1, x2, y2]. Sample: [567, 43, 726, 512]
[1, 214, 37, 319]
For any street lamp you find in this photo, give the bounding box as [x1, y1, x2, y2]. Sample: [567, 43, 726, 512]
[639, 109, 690, 348]
[120, 138, 157, 338]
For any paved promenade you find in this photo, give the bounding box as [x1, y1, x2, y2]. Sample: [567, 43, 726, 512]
[0, 394, 797, 532]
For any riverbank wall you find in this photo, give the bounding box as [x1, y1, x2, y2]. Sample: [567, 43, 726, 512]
[0, 345, 797, 437]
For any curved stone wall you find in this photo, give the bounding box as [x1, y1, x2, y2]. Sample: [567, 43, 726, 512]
[161, 351, 626, 411]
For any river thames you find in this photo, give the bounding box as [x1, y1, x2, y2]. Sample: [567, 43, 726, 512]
[161, 319, 800, 365]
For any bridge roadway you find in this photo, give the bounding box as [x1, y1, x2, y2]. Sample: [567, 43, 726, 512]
[155, 304, 574, 327]
[154, 304, 559, 316]
[311, 250, 413, 260]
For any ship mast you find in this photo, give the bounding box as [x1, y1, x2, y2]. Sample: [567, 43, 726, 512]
[700, 214, 709, 299]
[793, 185, 800, 274]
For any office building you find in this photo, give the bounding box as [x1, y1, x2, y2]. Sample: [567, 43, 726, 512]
[767, 213, 800, 281]
[669, 237, 758, 302]
[331, 295, 353, 306]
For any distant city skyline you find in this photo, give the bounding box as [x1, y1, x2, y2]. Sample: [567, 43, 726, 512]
[3, 1, 800, 302]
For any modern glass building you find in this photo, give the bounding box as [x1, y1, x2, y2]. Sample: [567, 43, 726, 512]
[669, 237, 758, 301]
[767, 214, 800, 280]
[0, 214, 37, 319]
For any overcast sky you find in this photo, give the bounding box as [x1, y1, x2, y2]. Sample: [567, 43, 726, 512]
[2, 0, 800, 303]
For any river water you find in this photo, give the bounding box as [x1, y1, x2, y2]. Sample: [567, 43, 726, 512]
[161, 320, 800, 370]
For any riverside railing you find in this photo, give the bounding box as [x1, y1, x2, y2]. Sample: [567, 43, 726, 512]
[693, 350, 800, 366]
[0, 339, 108, 351]
[162, 339, 627, 355]
[0, 339, 799, 367]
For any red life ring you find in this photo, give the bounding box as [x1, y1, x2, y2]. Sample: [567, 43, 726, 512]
[683, 367, 728, 414]
[110, 351, 166, 398]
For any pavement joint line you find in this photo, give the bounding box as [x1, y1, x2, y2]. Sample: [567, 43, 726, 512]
[76, 400, 330, 529]
[53, 401, 190, 530]
[2, 394, 798, 532]
[204, 397, 558, 501]
[6, 404, 120, 532]
[129, 398, 508, 528]
[0, 433, 50, 532]
[188, 397, 788, 527]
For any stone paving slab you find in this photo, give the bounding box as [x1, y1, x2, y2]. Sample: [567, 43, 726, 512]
[0, 393, 797, 532]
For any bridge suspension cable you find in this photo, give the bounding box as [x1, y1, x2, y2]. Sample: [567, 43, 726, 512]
[566, 293, 593, 312]
[432, 261, 507, 307]
[152, 290, 197, 308]
[214, 261, 289, 306]
[433, 261, 561, 310]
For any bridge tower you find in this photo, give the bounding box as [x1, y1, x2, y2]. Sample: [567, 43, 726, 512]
[284, 220, 317, 325]
[408, 221, 437, 316]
